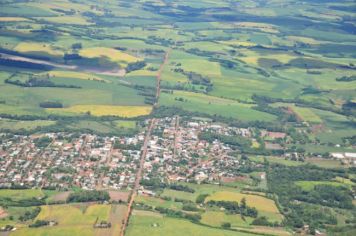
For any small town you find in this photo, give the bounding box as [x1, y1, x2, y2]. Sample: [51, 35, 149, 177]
[1, 117, 355, 192]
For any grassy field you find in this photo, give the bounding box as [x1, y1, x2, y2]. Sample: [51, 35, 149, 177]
[14, 42, 64, 57]
[45, 71, 109, 83]
[0, 189, 54, 201]
[161, 183, 243, 203]
[295, 181, 352, 191]
[206, 191, 283, 222]
[201, 211, 254, 228]
[79, 47, 139, 64]
[47, 105, 152, 117]
[126, 211, 256, 236]
[249, 156, 305, 167]
[135, 195, 183, 210]
[11, 204, 126, 236]
[159, 90, 276, 122]
[306, 158, 344, 169]
[0, 119, 56, 131]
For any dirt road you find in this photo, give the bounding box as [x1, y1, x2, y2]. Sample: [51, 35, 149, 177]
[154, 49, 171, 107]
[119, 118, 155, 236]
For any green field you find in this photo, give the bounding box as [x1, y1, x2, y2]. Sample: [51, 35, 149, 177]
[11, 204, 113, 236]
[159, 91, 276, 121]
[0, 189, 56, 201]
[206, 191, 283, 222]
[295, 181, 352, 191]
[126, 211, 256, 236]
[0, 0, 355, 130]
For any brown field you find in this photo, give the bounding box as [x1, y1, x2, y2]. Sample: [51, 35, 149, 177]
[51, 191, 71, 202]
[108, 191, 130, 202]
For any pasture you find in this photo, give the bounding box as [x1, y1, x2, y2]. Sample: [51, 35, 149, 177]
[295, 181, 351, 191]
[126, 211, 256, 236]
[11, 203, 126, 236]
[0, 189, 53, 201]
[206, 191, 283, 222]
[159, 91, 276, 122]
[0, 119, 56, 131]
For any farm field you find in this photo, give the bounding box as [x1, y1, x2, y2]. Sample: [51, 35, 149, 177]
[0, 189, 56, 201]
[205, 191, 283, 222]
[10, 203, 127, 236]
[0, 0, 355, 235]
[46, 105, 152, 117]
[0, 0, 354, 131]
[126, 211, 256, 236]
[159, 91, 276, 121]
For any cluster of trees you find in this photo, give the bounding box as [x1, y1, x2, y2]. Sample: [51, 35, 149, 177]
[0, 197, 45, 207]
[342, 100, 356, 116]
[140, 178, 196, 195]
[252, 216, 279, 227]
[146, 36, 174, 47]
[267, 164, 351, 229]
[126, 61, 146, 73]
[195, 194, 209, 204]
[33, 136, 53, 148]
[5, 77, 80, 89]
[336, 75, 356, 82]
[207, 198, 258, 218]
[182, 203, 199, 212]
[39, 101, 63, 108]
[199, 131, 252, 149]
[169, 184, 195, 193]
[295, 184, 353, 209]
[19, 207, 41, 222]
[131, 84, 156, 105]
[67, 190, 110, 203]
[155, 206, 201, 222]
[29, 220, 51, 228]
[174, 68, 213, 90]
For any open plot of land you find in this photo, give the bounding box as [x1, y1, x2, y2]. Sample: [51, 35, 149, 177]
[201, 211, 253, 228]
[295, 181, 352, 191]
[0, 189, 46, 201]
[47, 105, 152, 117]
[14, 42, 64, 57]
[206, 191, 283, 222]
[44, 71, 109, 83]
[126, 211, 256, 236]
[159, 91, 276, 122]
[135, 195, 183, 210]
[0, 119, 56, 131]
[249, 156, 305, 167]
[10, 203, 123, 236]
[108, 191, 130, 202]
[79, 47, 139, 64]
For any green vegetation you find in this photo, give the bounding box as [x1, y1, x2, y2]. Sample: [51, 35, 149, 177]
[126, 212, 256, 236]
[67, 190, 110, 203]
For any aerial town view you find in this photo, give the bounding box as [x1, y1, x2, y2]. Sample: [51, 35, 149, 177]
[0, 0, 355, 235]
